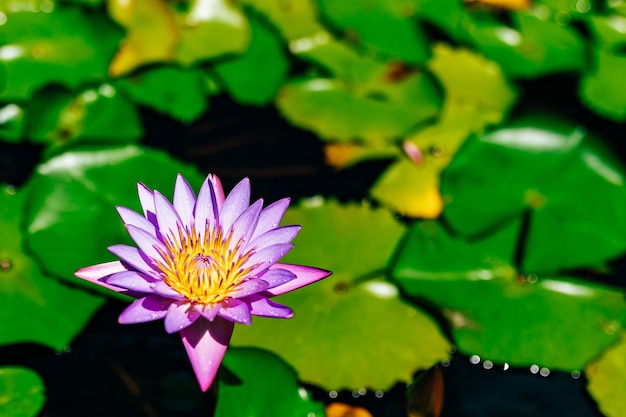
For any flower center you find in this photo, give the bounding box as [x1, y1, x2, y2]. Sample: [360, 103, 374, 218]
[155, 224, 253, 305]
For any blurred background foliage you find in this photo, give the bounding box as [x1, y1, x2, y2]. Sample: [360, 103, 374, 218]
[2, 0, 626, 416]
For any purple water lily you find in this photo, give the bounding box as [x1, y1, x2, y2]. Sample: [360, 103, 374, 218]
[75, 174, 330, 391]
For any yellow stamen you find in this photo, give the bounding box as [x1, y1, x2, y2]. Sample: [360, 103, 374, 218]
[155, 224, 254, 305]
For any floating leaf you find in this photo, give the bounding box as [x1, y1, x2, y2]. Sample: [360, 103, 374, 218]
[588, 15, 626, 52]
[0, 103, 25, 142]
[0, 367, 45, 417]
[23, 145, 204, 292]
[318, 0, 430, 64]
[392, 220, 626, 370]
[27, 85, 142, 147]
[579, 48, 626, 121]
[232, 199, 450, 389]
[441, 113, 626, 272]
[0, 185, 104, 349]
[215, 348, 324, 417]
[0, 5, 122, 100]
[214, 12, 289, 105]
[116, 66, 207, 122]
[241, 0, 322, 40]
[586, 333, 626, 417]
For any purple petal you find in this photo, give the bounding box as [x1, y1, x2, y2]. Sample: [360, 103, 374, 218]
[217, 298, 251, 324]
[118, 295, 172, 324]
[194, 176, 219, 238]
[108, 244, 159, 277]
[165, 302, 201, 333]
[75, 261, 129, 292]
[106, 271, 156, 293]
[256, 268, 296, 289]
[154, 190, 183, 245]
[126, 225, 166, 263]
[242, 243, 294, 277]
[266, 263, 331, 296]
[252, 198, 290, 239]
[173, 174, 196, 230]
[228, 199, 263, 252]
[198, 304, 221, 321]
[151, 281, 186, 300]
[246, 294, 293, 318]
[229, 279, 269, 298]
[137, 182, 156, 220]
[208, 174, 225, 208]
[180, 317, 234, 391]
[219, 178, 250, 232]
[116, 206, 156, 233]
[248, 225, 301, 251]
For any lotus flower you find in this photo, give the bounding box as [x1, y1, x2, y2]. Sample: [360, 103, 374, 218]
[75, 174, 330, 391]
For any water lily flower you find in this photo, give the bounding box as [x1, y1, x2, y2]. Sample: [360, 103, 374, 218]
[75, 174, 330, 391]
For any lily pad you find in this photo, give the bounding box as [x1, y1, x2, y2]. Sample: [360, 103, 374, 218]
[579, 48, 626, 121]
[216, 348, 324, 417]
[116, 66, 207, 122]
[392, 220, 626, 370]
[588, 15, 626, 52]
[0, 367, 45, 417]
[240, 0, 322, 40]
[23, 144, 204, 292]
[232, 199, 451, 389]
[0, 103, 25, 142]
[441, 113, 626, 272]
[0, 5, 122, 100]
[27, 85, 142, 147]
[214, 12, 289, 105]
[586, 333, 626, 417]
[0, 185, 104, 349]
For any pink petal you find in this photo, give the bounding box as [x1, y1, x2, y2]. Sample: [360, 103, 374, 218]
[242, 243, 294, 277]
[137, 182, 156, 220]
[228, 199, 263, 252]
[256, 268, 296, 289]
[194, 176, 219, 238]
[75, 261, 129, 292]
[220, 178, 250, 232]
[126, 225, 166, 263]
[106, 271, 156, 293]
[154, 190, 183, 245]
[229, 279, 269, 298]
[248, 225, 301, 251]
[217, 298, 251, 324]
[208, 174, 225, 208]
[197, 304, 221, 321]
[265, 263, 331, 296]
[116, 206, 156, 233]
[180, 317, 234, 391]
[165, 302, 201, 333]
[173, 174, 196, 230]
[252, 198, 290, 239]
[108, 244, 159, 277]
[247, 295, 293, 318]
[118, 295, 172, 324]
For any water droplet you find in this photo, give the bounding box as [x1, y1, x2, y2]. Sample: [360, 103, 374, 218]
[374, 390, 384, 398]
[571, 370, 581, 379]
[469, 354, 480, 364]
[430, 145, 445, 158]
[526, 273, 538, 283]
[0, 12, 6, 25]
[351, 390, 360, 398]
[575, 0, 591, 13]
[483, 360, 494, 370]
[334, 282, 348, 294]
[448, 346, 457, 354]
[358, 387, 366, 396]
[0, 259, 12, 271]
[441, 359, 451, 367]
[540, 367, 550, 377]
[530, 364, 539, 374]
[555, 11, 571, 26]
[503, 363, 510, 371]
[5, 185, 15, 195]
[328, 390, 338, 399]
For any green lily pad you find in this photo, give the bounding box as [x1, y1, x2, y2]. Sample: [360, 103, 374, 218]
[116, 66, 207, 122]
[23, 144, 204, 293]
[216, 348, 324, 417]
[0, 367, 45, 417]
[0, 185, 104, 349]
[415, 0, 468, 41]
[588, 15, 626, 51]
[241, 0, 322, 40]
[318, 0, 430, 65]
[467, 9, 586, 78]
[214, 12, 289, 105]
[392, 220, 626, 370]
[441, 113, 626, 272]
[0, 6, 122, 100]
[0, 103, 25, 142]
[232, 199, 451, 389]
[579, 48, 626, 121]
[586, 333, 626, 417]
[27, 85, 142, 147]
